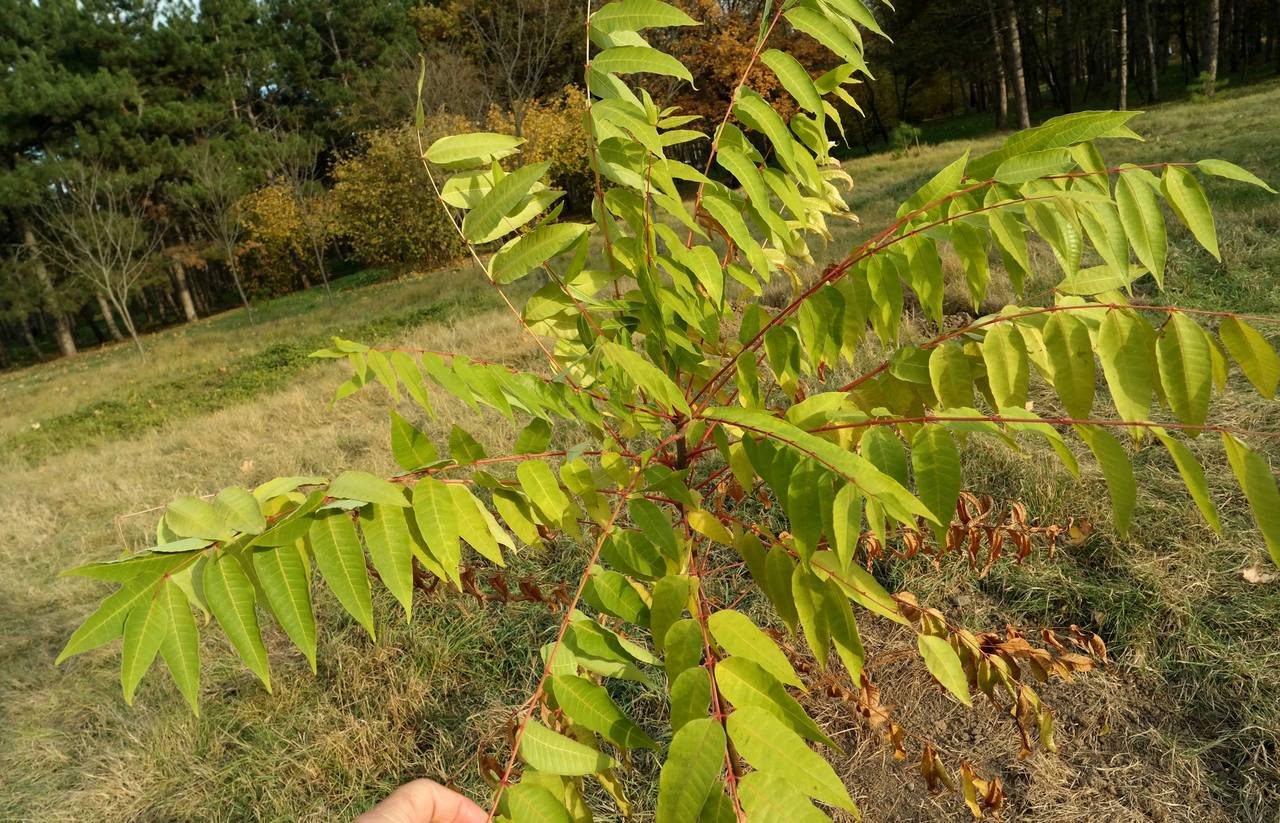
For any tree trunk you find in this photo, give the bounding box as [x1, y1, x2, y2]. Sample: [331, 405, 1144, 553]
[95, 291, 124, 341]
[225, 254, 255, 322]
[80, 304, 107, 345]
[107, 291, 144, 355]
[1003, 0, 1032, 128]
[1180, 0, 1199, 78]
[988, 0, 1010, 128]
[20, 316, 45, 361]
[22, 224, 76, 357]
[1140, 0, 1160, 100]
[1057, 0, 1075, 112]
[171, 260, 198, 322]
[1119, 0, 1130, 109]
[1204, 0, 1221, 95]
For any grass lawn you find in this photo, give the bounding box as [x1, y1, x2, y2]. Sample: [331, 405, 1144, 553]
[2, 82, 1280, 822]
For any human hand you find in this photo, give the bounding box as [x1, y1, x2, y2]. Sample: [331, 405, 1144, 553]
[355, 779, 488, 823]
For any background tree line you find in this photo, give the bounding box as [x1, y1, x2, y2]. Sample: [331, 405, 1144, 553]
[2, 0, 1276, 365]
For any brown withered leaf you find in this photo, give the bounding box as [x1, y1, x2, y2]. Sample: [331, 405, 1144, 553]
[1243, 564, 1278, 584]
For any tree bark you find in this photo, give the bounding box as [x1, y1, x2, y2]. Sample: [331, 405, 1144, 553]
[1003, 0, 1032, 128]
[1057, 0, 1075, 112]
[988, 0, 1010, 128]
[80, 304, 107, 345]
[95, 291, 124, 341]
[1119, 0, 1130, 109]
[21, 223, 76, 357]
[1140, 0, 1160, 100]
[1204, 0, 1221, 95]
[106, 290, 144, 355]
[20, 316, 45, 361]
[170, 260, 198, 322]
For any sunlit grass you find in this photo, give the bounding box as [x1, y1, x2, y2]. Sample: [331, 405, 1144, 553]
[2, 83, 1279, 821]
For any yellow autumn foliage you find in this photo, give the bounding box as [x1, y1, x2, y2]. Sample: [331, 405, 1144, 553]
[487, 86, 594, 210]
[331, 117, 465, 269]
[239, 183, 337, 296]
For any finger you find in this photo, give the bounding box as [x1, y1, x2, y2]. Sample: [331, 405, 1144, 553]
[355, 779, 488, 823]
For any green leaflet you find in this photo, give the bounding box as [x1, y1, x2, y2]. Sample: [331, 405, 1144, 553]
[655, 717, 725, 823]
[550, 674, 656, 750]
[829, 483, 862, 572]
[649, 573, 694, 653]
[120, 580, 168, 704]
[784, 460, 824, 561]
[520, 720, 617, 776]
[389, 410, 438, 471]
[699, 790, 737, 823]
[449, 484, 506, 566]
[589, 0, 700, 33]
[669, 665, 711, 733]
[1222, 434, 1280, 566]
[413, 477, 462, 584]
[981, 324, 1029, 410]
[1152, 428, 1222, 535]
[629, 497, 680, 562]
[359, 503, 416, 619]
[812, 551, 909, 624]
[727, 706, 856, 811]
[251, 541, 317, 669]
[203, 552, 271, 691]
[57, 575, 157, 664]
[993, 147, 1074, 185]
[1197, 158, 1278, 193]
[929, 343, 973, 408]
[490, 223, 589, 284]
[165, 495, 231, 541]
[585, 567, 651, 626]
[786, 6, 863, 66]
[702, 190, 770, 277]
[157, 579, 200, 715]
[765, 545, 800, 633]
[518, 460, 572, 527]
[737, 772, 833, 823]
[1057, 263, 1146, 296]
[1115, 166, 1168, 284]
[715, 656, 835, 747]
[1076, 425, 1137, 537]
[424, 132, 523, 169]
[213, 486, 266, 535]
[707, 608, 801, 688]
[62, 545, 187, 583]
[760, 49, 822, 115]
[911, 426, 961, 544]
[1162, 166, 1220, 260]
[1157, 313, 1213, 428]
[704, 406, 932, 526]
[899, 151, 968, 218]
[366, 349, 399, 400]
[1042, 312, 1096, 419]
[506, 782, 573, 823]
[461, 161, 552, 244]
[968, 110, 1140, 180]
[1097, 309, 1157, 424]
[309, 512, 375, 638]
[1219, 317, 1280, 399]
[600, 341, 691, 416]
[792, 568, 835, 669]
[328, 470, 409, 508]
[826, 0, 888, 38]
[687, 510, 732, 546]
[590, 46, 693, 84]
[917, 634, 972, 706]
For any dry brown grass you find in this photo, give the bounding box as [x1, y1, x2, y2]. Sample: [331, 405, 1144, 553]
[4, 85, 1280, 822]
